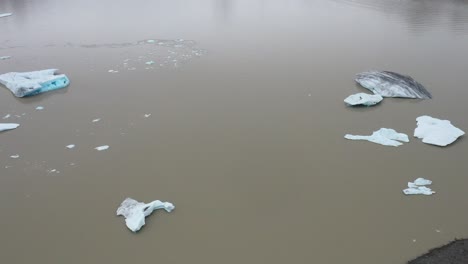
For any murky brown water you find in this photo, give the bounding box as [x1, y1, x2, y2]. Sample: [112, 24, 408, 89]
[1, 0, 468, 263]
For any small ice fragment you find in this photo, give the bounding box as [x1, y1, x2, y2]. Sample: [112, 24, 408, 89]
[36, 106, 44, 110]
[108, 70, 118, 73]
[403, 178, 435, 195]
[0, 56, 11, 60]
[0, 13, 12, 18]
[49, 169, 56, 173]
[344, 93, 383, 106]
[92, 118, 101, 122]
[147, 40, 155, 43]
[144, 114, 151, 118]
[436, 229, 441, 233]
[66, 144, 75, 149]
[95, 145, 109, 151]
[414, 116, 465, 147]
[116, 197, 175, 232]
[3, 114, 10, 119]
[413, 239, 417, 243]
[128, 67, 136, 71]
[10, 154, 19, 159]
[0, 123, 19, 132]
[145, 61, 155, 65]
[345, 128, 409, 147]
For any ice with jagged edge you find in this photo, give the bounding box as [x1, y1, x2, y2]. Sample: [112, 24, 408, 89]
[0, 69, 70, 97]
[345, 128, 409, 147]
[414, 116, 465, 147]
[403, 178, 434, 195]
[344, 93, 383, 106]
[116, 198, 175, 232]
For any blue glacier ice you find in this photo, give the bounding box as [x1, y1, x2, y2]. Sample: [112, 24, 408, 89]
[0, 69, 70, 97]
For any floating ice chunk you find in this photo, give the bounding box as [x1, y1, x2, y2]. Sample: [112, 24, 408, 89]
[145, 61, 155, 65]
[36, 106, 44, 110]
[92, 118, 101, 123]
[414, 116, 465, 147]
[345, 128, 409, 147]
[116, 197, 175, 232]
[3, 114, 10, 119]
[356, 71, 432, 99]
[0, 69, 70, 97]
[0, 123, 19, 132]
[66, 144, 75, 149]
[146, 40, 155, 43]
[0, 56, 11, 60]
[0, 13, 12, 18]
[95, 145, 109, 151]
[144, 114, 151, 118]
[10, 154, 19, 159]
[108, 70, 118, 73]
[344, 93, 383, 106]
[403, 178, 434, 195]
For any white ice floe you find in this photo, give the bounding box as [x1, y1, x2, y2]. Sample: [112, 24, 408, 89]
[36, 106, 44, 110]
[146, 40, 155, 43]
[0, 123, 19, 132]
[403, 178, 435, 195]
[0, 56, 11, 60]
[66, 144, 75, 149]
[108, 70, 118, 73]
[10, 154, 19, 159]
[3, 114, 11, 119]
[92, 118, 101, 123]
[345, 128, 409, 147]
[0, 13, 12, 18]
[414, 116, 465, 147]
[0, 69, 70, 97]
[95, 145, 109, 151]
[144, 114, 151, 118]
[145, 61, 155, 65]
[116, 197, 175, 232]
[344, 93, 383, 106]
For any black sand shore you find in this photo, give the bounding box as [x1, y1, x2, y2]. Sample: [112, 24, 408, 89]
[408, 239, 468, 264]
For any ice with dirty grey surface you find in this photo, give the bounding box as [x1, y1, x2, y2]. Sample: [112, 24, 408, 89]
[345, 128, 409, 147]
[403, 178, 435, 195]
[414, 116, 465, 147]
[116, 198, 175, 232]
[344, 93, 383, 106]
[0, 123, 19, 132]
[0, 69, 70, 97]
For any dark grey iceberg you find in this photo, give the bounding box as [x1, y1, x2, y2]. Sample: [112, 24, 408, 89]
[356, 71, 432, 99]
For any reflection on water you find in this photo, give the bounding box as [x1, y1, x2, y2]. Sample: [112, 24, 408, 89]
[333, 0, 468, 33]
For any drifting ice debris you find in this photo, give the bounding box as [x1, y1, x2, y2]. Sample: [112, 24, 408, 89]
[10, 154, 19, 159]
[145, 61, 155, 65]
[0, 13, 12, 18]
[36, 106, 44, 110]
[403, 178, 435, 195]
[66, 144, 75, 149]
[0, 56, 11, 60]
[414, 116, 465, 147]
[95, 145, 109, 151]
[344, 93, 383, 106]
[0, 123, 19, 132]
[0, 69, 70, 97]
[146, 40, 155, 43]
[355, 71, 432, 99]
[92, 118, 101, 123]
[144, 114, 151, 118]
[345, 128, 409, 147]
[116, 197, 175, 232]
[108, 70, 118, 73]
[3, 114, 10, 119]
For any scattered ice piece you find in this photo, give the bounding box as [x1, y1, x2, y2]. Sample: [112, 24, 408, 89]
[108, 70, 118, 73]
[147, 40, 155, 43]
[92, 118, 101, 122]
[0, 56, 11, 60]
[413, 239, 417, 243]
[436, 229, 441, 233]
[3, 114, 10, 119]
[0, 69, 70, 97]
[145, 61, 155, 65]
[356, 71, 432, 99]
[144, 114, 151, 118]
[66, 144, 75, 149]
[414, 116, 465, 147]
[0, 123, 19, 132]
[128, 67, 136, 71]
[344, 93, 383, 106]
[49, 169, 56, 173]
[95, 145, 109, 151]
[36, 106, 44, 110]
[10, 154, 19, 159]
[116, 197, 175, 232]
[345, 128, 409, 147]
[403, 178, 435, 195]
[0, 13, 12, 18]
